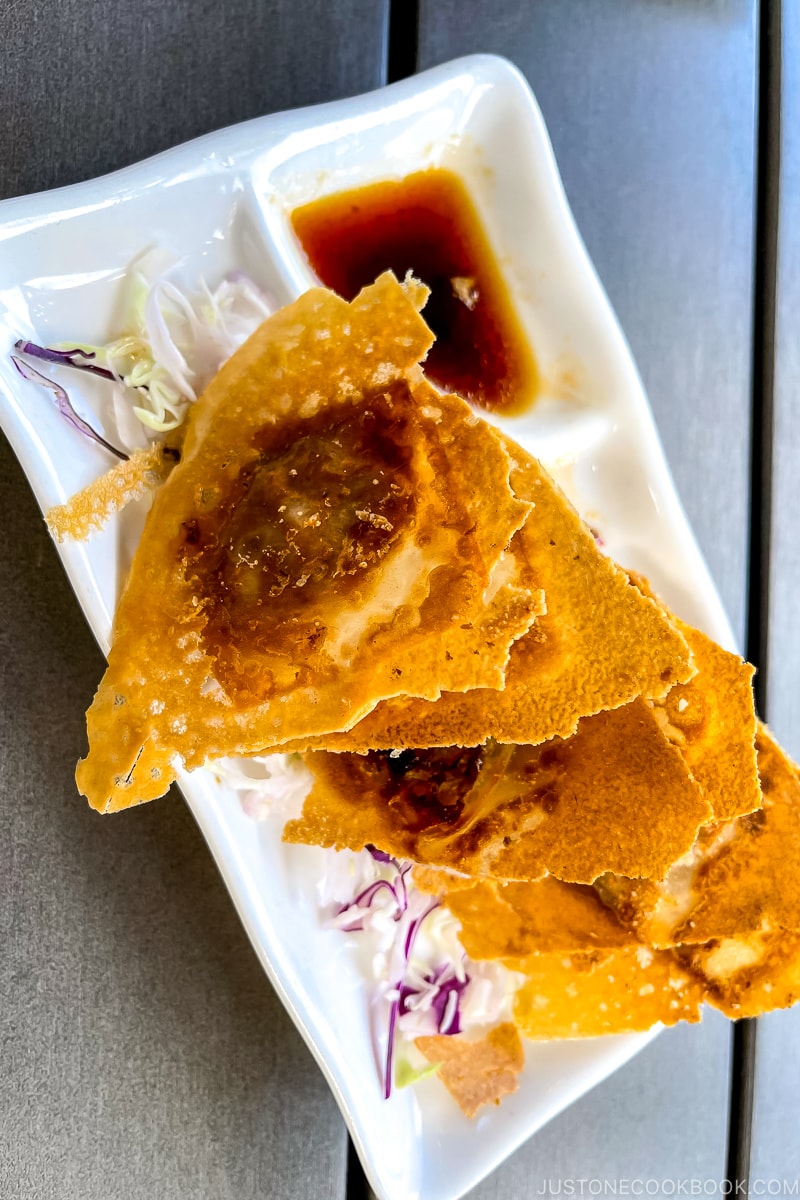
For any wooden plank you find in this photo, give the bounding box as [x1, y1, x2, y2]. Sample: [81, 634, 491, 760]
[0, 0, 389, 199]
[0, 2, 389, 1197]
[750, 0, 800, 1181]
[750, 1009, 800, 1181]
[416, 0, 758, 1188]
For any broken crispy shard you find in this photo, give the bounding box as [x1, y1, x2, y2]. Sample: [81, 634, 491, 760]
[597, 724, 800, 947]
[414, 1022, 524, 1118]
[76, 273, 536, 811]
[425, 874, 635, 960]
[629, 574, 760, 822]
[651, 622, 759, 822]
[284, 442, 694, 753]
[421, 871, 703, 1038]
[508, 945, 704, 1039]
[284, 699, 711, 884]
[47, 443, 176, 542]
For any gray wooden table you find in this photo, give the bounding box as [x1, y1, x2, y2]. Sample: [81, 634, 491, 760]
[1, 1, 796, 1196]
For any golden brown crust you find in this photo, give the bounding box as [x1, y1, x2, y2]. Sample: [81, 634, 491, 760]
[285, 699, 710, 884]
[430, 874, 703, 1037]
[76, 275, 533, 811]
[651, 623, 759, 821]
[627, 573, 760, 823]
[597, 723, 800, 947]
[678, 930, 800, 1018]
[286, 445, 694, 753]
[434, 875, 635, 960]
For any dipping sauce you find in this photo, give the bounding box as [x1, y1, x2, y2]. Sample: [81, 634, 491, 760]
[291, 169, 537, 414]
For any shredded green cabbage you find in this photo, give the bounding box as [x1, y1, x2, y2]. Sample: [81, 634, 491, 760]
[59, 249, 275, 445]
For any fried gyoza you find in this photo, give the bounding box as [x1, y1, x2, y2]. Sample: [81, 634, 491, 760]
[283, 444, 694, 753]
[597, 724, 800, 948]
[414, 1022, 524, 1118]
[77, 274, 537, 811]
[489, 725, 800, 1032]
[285, 699, 710, 884]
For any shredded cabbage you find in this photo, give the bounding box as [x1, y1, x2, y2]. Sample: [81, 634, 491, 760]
[13, 249, 275, 454]
[11, 355, 127, 461]
[93, 256, 275, 440]
[323, 847, 518, 1098]
[210, 752, 311, 821]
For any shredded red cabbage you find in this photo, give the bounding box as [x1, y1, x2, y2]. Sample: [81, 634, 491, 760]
[11, 356, 128, 461]
[366, 844, 395, 864]
[334, 861, 411, 931]
[401, 965, 470, 1035]
[328, 848, 477, 1099]
[384, 899, 441, 1099]
[14, 340, 118, 383]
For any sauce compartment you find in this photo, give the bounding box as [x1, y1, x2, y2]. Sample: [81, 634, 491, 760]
[291, 169, 538, 415]
[248, 62, 617, 475]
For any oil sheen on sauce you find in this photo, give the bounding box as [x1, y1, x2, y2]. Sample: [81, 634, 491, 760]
[291, 169, 537, 415]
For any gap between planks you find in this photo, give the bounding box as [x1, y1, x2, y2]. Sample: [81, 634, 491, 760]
[728, 0, 782, 1195]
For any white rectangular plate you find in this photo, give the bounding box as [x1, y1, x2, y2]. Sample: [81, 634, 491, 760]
[0, 54, 736, 1200]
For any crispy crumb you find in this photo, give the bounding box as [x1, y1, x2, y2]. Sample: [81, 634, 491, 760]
[46, 444, 174, 542]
